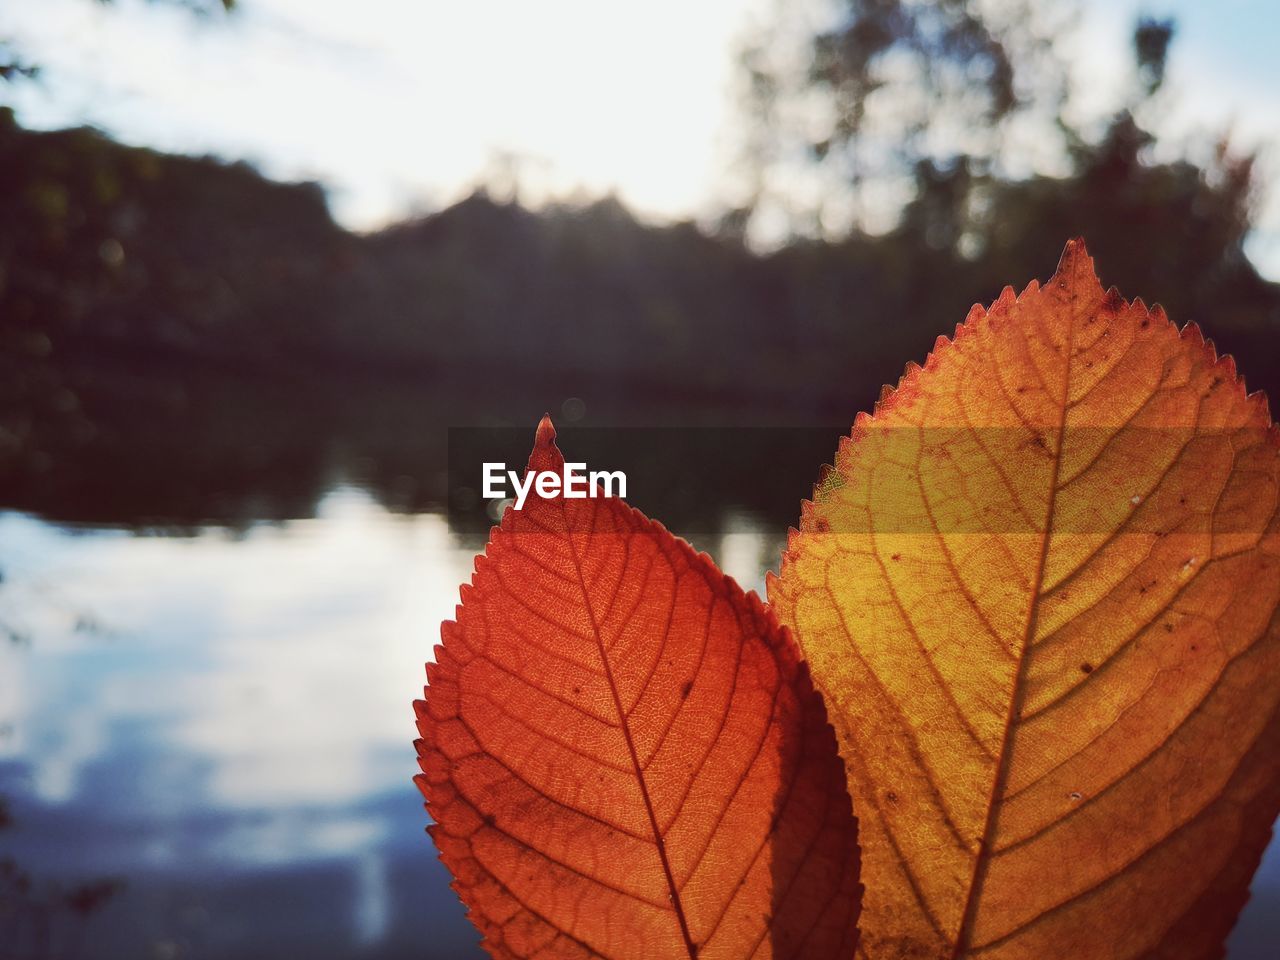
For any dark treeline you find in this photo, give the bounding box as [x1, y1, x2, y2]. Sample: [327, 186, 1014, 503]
[1, 98, 1278, 529]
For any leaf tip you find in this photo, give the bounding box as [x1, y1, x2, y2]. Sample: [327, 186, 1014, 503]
[529, 414, 563, 472]
[535, 413, 557, 447]
[1052, 236, 1100, 289]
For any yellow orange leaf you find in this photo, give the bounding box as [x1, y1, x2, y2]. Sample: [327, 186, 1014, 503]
[416, 418, 861, 959]
[769, 240, 1280, 959]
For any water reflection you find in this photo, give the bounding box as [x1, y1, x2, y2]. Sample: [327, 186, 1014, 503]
[1, 491, 1277, 958]
[0, 490, 488, 958]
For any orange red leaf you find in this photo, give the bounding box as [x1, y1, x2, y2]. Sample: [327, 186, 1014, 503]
[770, 240, 1280, 959]
[416, 417, 861, 959]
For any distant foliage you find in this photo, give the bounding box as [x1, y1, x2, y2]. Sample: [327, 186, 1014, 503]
[0, 2, 1278, 534]
[732, 2, 1257, 268]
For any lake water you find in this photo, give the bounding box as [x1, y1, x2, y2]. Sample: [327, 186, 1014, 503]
[1, 489, 1277, 958]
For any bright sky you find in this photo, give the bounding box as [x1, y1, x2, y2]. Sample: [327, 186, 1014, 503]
[3, 0, 1279, 276]
[2, 0, 761, 227]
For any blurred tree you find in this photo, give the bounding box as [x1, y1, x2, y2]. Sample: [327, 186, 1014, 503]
[732, 0, 1075, 238]
[731, 3, 1278, 396]
[1132, 16, 1175, 97]
[732, 3, 1257, 260]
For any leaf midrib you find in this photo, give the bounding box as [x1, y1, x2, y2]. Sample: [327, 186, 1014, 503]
[951, 262, 1084, 958]
[561, 502, 701, 959]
